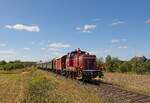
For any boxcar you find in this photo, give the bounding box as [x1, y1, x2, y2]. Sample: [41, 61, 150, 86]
[52, 55, 67, 73]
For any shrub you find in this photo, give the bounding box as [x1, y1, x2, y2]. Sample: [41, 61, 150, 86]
[0, 60, 34, 71]
[24, 70, 56, 103]
[103, 55, 150, 74]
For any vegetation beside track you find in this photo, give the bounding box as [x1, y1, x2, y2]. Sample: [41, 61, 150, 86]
[97, 55, 150, 74]
[0, 67, 102, 103]
[0, 60, 36, 71]
[102, 72, 150, 95]
[96, 55, 150, 96]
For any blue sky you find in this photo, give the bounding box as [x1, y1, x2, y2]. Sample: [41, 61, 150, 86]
[0, 0, 150, 61]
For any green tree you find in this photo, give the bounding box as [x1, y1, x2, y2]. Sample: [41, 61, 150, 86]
[0, 60, 7, 65]
[119, 62, 132, 73]
[111, 57, 122, 72]
[3, 63, 14, 70]
[144, 60, 150, 74]
[0, 60, 7, 70]
[105, 55, 115, 72]
[130, 56, 147, 74]
[96, 57, 104, 68]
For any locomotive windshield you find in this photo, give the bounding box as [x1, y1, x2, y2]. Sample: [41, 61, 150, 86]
[85, 59, 96, 70]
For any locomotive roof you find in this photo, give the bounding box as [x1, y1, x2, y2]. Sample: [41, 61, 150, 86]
[70, 50, 86, 54]
[53, 49, 90, 60]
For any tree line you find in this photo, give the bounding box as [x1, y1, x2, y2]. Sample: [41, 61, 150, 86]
[0, 60, 36, 71]
[97, 55, 150, 74]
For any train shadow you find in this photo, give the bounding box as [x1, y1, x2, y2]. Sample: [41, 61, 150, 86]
[78, 79, 114, 87]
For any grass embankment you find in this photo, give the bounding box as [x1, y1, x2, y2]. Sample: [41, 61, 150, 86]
[102, 72, 150, 95]
[0, 68, 101, 103]
[0, 70, 21, 103]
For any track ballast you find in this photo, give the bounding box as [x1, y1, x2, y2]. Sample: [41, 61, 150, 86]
[42, 68, 150, 103]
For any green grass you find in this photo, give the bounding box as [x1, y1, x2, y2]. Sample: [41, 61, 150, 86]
[0, 68, 102, 103]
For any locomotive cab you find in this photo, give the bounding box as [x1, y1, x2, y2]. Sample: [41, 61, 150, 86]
[80, 54, 102, 80]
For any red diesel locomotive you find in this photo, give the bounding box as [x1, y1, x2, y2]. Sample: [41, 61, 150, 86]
[51, 48, 103, 80]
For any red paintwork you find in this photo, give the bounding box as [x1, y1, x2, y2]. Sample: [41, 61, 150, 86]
[53, 48, 98, 72]
[53, 58, 61, 70]
[53, 55, 67, 71]
[78, 55, 96, 70]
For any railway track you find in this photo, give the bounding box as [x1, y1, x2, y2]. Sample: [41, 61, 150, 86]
[97, 81, 150, 103]
[43, 69, 150, 103]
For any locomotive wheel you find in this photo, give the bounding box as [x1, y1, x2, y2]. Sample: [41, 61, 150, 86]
[61, 70, 65, 76]
[82, 73, 91, 82]
[72, 72, 76, 79]
[70, 71, 73, 79]
[66, 71, 69, 78]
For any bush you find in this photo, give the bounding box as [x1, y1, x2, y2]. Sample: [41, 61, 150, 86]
[119, 62, 132, 73]
[103, 55, 150, 74]
[24, 70, 56, 103]
[3, 63, 14, 70]
[0, 60, 34, 71]
[144, 61, 150, 73]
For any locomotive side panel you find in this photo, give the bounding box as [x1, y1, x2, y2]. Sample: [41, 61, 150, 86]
[79, 56, 85, 70]
[66, 54, 76, 71]
[61, 55, 67, 70]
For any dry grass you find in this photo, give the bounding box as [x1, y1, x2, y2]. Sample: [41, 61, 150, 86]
[102, 72, 150, 95]
[47, 72, 101, 103]
[0, 71, 21, 103]
[0, 68, 102, 103]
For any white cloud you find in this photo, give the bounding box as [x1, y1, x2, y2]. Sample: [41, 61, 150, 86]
[83, 25, 96, 32]
[23, 47, 30, 50]
[48, 48, 60, 51]
[88, 50, 98, 55]
[41, 48, 46, 50]
[111, 21, 125, 26]
[111, 39, 120, 43]
[75, 27, 82, 30]
[0, 50, 16, 55]
[118, 46, 128, 49]
[104, 49, 110, 53]
[145, 19, 150, 24]
[48, 42, 71, 48]
[76, 24, 96, 33]
[5, 24, 40, 32]
[111, 38, 127, 43]
[51, 52, 64, 57]
[0, 43, 7, 47]
[88, 49, 111, 56]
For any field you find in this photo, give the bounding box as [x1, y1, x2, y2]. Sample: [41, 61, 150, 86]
[102, 72, 150, 95]
[1, 68, 149, 103]
[0, 68, 102, 103]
